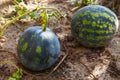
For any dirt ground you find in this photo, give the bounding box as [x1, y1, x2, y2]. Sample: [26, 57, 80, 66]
[0, 0, 120, 80]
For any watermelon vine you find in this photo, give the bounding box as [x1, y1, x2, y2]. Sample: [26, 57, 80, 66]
[0, 4, 64, 38]
[0, 60, 23, 80]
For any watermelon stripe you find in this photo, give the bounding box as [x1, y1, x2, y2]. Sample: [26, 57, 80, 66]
[72, 20, 116, 33]
[33, 57, 40, 63]
[36, 46, 41, 54]
[79, 36, 112, 43]
[73, 26, 115, 36]
[78, 32, 113, 40]
[73, 10, 116, 20]
[73, 15, 115, 27]
[22, 42, 28, 51]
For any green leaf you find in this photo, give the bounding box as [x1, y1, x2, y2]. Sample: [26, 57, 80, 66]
[15, 6, 19, 12]
[17, 7, 27, 19]
[29, 11, 39, 19]
[15, 0, 22, 3]
[8, 69, 23, 80]
[18, 10, 26, 19]
[18, 9, 25, 15]
[14, 3, 27, 19]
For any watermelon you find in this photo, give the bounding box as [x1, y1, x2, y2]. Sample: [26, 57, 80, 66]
[17, 26, 60, 71]
[71, 5, 119, 47]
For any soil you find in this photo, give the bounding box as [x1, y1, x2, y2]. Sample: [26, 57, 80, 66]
[0, 0, 120, 80]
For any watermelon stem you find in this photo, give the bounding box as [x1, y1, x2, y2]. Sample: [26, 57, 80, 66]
[41, 9, 48, 32]
[0, 7, 64, 38]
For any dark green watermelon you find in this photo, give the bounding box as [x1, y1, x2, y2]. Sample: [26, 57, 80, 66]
[17, 26, 60, 71]
[71, 5, 119, 47]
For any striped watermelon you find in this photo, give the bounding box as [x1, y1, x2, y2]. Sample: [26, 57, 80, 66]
[71, 5, 119, 47]
[17, 26, 60, 71]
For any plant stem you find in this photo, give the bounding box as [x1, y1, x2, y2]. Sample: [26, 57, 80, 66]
[0, 9, 34, 38]
[0, 7, 63, 38]
[42, 9, 48, 32]
[37, 7, 64, 18]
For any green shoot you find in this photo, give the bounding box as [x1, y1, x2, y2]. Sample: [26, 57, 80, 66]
[39, 10, 48, 31]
